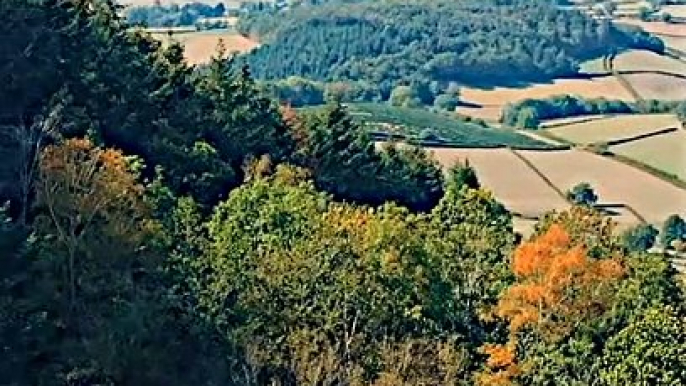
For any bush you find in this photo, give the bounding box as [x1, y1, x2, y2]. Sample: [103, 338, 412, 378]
[433, 93, 460, 111]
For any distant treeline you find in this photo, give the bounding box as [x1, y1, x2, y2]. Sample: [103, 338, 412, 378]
[239, 0, 663, 90]
[502, 95, 684, 129]
[124, 2, 227, 27]
[260, 76, 463, 112]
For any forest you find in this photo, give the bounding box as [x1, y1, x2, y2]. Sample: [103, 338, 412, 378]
[1, 1, 685, 385]
[239, 0, 663, 94]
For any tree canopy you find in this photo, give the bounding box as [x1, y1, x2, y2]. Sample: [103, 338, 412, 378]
[1, 1, 684, 385]
[239, 0, 663, 91]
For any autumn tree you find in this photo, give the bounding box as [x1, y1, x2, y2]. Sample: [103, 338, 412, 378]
[198, 165, 478, 384]
[479, 224, 625, 385]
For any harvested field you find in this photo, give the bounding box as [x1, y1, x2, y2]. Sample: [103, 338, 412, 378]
[149, 30, 259, 65]
[459, 77, 633, 121]
[662, 5, 686, 18]
[428, 148, 568, 217]
[580, 50, 686, 76]
[611, 129, 686, 181]
[622, 73, 686, 100]
[615, 19, 686, 37]
[546, 114, 680, 144]
[659, 35, 686, 51]
[518, 149, 686, 225]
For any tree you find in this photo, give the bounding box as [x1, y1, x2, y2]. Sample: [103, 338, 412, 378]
[199, 166, 475, 384]
[515, 107, 539, 129]
[389, 85, 422, 107]
[621, 223, 659, 252]
[479, 224, 625, 385]
[566, 182, 598, 207]
[433, 93, 460, 111]
[661, 214, 686, 248]
[445, 161, 480, 191]
[600, 306, 686, 386]
[660, 12, 672, 23]
[639, 6, 652, 21]
[677, 100, 686, 129]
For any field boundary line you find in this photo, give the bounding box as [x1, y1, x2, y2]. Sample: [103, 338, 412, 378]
[540, 115, 610, 129]
[604, 126, 679, 146]
[599, 151, 686, 191]
[509, 149, 569, 202]
[613, 71, 643, 102]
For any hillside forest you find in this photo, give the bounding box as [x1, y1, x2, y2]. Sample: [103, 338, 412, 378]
[1, 1, 685, 385]
[238, 0, 663, 97]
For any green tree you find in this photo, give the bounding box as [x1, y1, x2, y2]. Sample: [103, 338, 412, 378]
[515, 107, 540, 129]
[661, 214, 686, 248]
[199, 166, 475, 384]
[600, 306, 686, 386]
[389, 85, 422, 107]
[622, 223, 659, 252]
[566, 182, 598, 207]
[434, 93, 460, 111]
[445, 161, 480, 191]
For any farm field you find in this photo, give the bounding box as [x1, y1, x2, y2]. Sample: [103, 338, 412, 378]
[147, 30, 259, 65]
[622, 73, 686, 100]
[611, 129, 686, 181]
[615, 19, 686, 37]
[580, 49, 686, 76]
[427, 147, 569, 217]
[545, 114, 680, 144]
[659, 35, 686, 51]
[343, 104, 555, 149]
[518, 149, 686, 225]
[458, 76, 633, 121]
[661, 5, 686, 18]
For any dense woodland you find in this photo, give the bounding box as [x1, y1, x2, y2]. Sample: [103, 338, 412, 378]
[239, 0, 663, 95]
[1, 1, 686, 385]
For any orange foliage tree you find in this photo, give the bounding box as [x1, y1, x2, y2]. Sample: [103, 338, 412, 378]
[35, 138, 152, 316]
[478, 224, 625, 385]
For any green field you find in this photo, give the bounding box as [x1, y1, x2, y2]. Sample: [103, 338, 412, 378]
[342, 103, 556, 149]
[546, 114, 680, 144]
[611, 130, 686, 181]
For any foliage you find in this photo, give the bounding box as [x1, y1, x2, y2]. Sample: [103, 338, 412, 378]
[600, 306, 686, 386]
[240, 0, 663, 89]
[622, 223, 659, 252]
[2, 1, 684, 385]
[293, 105, 445, 211]
[502, 95, 680, 129]
[198, 166, 506, 383]
[661, 214, 686, 248]
[566, 182, 599, 207]
[125, 2, 227, 28]
[434, 93, 460, 111]
[445, 161, 480, 191]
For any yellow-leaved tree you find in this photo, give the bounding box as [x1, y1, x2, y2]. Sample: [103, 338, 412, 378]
[35, 138, 154, 318]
